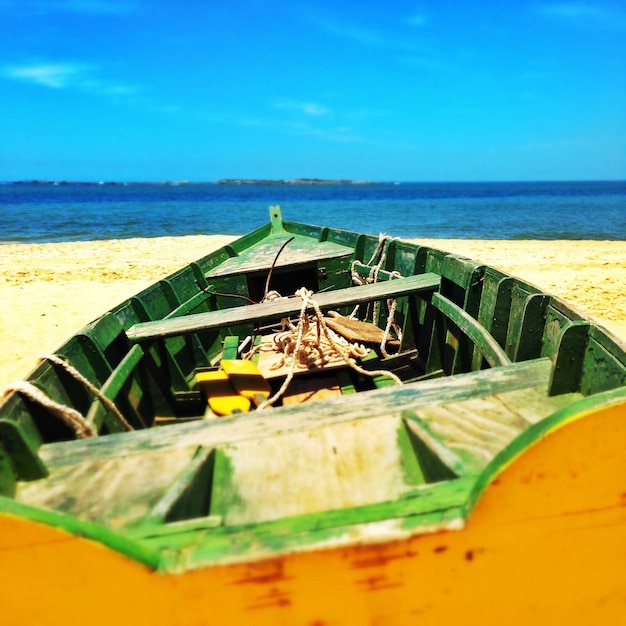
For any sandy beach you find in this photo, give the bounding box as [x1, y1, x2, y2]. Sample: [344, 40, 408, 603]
[1, 236, 624, 388]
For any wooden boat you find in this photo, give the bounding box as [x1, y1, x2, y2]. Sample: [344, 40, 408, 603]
[1, 206, 625, 624]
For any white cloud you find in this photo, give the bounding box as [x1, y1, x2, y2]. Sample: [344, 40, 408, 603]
[274, 100, 331, 116]
[2, 61, 141, 98]
[2, 63, 86, 88]
[282, 121, 360, 143]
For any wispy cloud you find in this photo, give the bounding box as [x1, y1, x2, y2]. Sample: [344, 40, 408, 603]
[231, 103, 359, 143]
[3, 63, 87, 88]
[310, 10, 450, 74]
[2, 61, 140, 97]
[312, 17, 385, 47]
[281, 121, 360, 143]
[533, 2, 626, 31]
[273, 100, 331, 116]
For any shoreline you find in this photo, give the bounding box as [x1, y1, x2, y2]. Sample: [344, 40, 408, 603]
[1, 236, 625, 387]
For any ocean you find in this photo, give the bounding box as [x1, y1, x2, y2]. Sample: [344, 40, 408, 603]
[0, 180, 624, 243]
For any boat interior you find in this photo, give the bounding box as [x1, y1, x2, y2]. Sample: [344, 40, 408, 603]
[1, 207, 625, 567]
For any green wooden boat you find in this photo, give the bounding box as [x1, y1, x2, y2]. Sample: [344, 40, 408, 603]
[1, 206, 625, 624]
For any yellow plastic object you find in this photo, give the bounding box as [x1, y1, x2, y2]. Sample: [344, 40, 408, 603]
[221, 359, 271, 406]
[195, 370, 251, 415]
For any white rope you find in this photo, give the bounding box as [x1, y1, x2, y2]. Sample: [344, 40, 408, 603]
[262, 290, 284, 303]
[351, 233, 390, 288]
[379, 299, 398, 359]
[42, 354, 133, 432]
[369, 233, 390, 285]
[350, 235, 403, 356]
[256, 291, 311, 410]
[3, 380, 96, 439]
[257, 287, 402, 410]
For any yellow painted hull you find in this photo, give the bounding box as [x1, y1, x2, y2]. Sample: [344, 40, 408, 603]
[2, 400, 625, 625]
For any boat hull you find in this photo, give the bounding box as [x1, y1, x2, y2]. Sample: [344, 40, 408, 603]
[2, 397, 625, 625]
[1, 208, 626, 622]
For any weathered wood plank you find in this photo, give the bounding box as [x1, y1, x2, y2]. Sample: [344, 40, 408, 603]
[17, 445, 199, 527]
[143, 446, 214, 524]
[140, 476, 474, 568]
[165, 290, 210, 319]
[549, 321, 589, 395]
[431, 292, 511, 368]
[85, 344, 145, 431]
[205, 234, 353, 277]
[38, 358, 554, 469]
[506, 291, 548, 361]
[127, 273, 441, 342]
[282, 374, 342, 405]
[411, 388, 584, 471]
[324, 312, 400, 347]
[473, 270, 513, 370]
[208, 416, 423, 525]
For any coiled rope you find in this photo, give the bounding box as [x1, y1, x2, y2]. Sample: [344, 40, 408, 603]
[43, 354, 133, 432]
[254, 287, 402, 410]
[350, 234, 404, 358]
[2, 353, 133, 439]
[2, 380, 96, 439]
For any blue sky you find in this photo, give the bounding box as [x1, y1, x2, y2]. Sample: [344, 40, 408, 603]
[0, 1, 624, 182]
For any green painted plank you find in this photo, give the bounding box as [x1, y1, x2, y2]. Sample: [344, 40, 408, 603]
[473, 270, 513, 370]
[141, 476, 475, 570]
[506, 290, 548, 361]
[352, 264, 402, 282]
[165, 290, 211, 319]
[221, 335, 240, 360]
[465, 386, 626, 518]
[85, 344, 145, 431]
[409, 386, 552, 473]
[395, 420, 428, 486]
[549, 321, 589, 395]
[431, 293, 511, 368]
[142, 446, 215, 525]
[0, 420, 48, 490]
[581, 335, 626, 395]
[208, 449, 245, 521]
[17, 445, 200, 528]
[0, 494, 161, 569]
[39, 358, 554, 469]
[127, 273, 441, 342]
[205, 233, 352, 278]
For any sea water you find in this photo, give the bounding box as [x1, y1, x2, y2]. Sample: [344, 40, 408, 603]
[0, 180, 624, 243]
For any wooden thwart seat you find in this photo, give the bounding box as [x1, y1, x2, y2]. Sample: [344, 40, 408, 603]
[126, 273, 441, 343]
[38, 357, 555, 469]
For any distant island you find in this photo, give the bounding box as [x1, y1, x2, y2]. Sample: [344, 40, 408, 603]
[7, 179, 373, 186]
[216, 178, 371, 185]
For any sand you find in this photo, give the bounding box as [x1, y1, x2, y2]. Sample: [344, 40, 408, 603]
[1, 236, 624, 388]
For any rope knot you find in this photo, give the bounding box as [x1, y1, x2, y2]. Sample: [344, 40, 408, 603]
[255, 285, 402, 411]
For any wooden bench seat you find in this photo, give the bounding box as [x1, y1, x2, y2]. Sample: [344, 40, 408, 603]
[37, 357, 555, 468]
[21, 358, 562, 530]
[126, 273, 441, 343]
